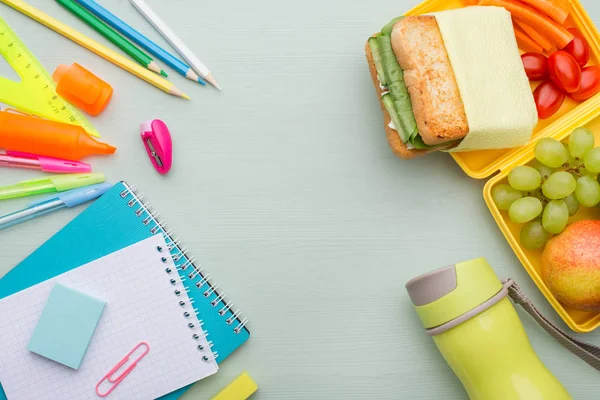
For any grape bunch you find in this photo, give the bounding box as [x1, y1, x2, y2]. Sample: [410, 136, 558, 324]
[492, 127, 600, 250]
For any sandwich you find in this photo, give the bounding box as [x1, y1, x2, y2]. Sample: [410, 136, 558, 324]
[366, 6, 538, 159]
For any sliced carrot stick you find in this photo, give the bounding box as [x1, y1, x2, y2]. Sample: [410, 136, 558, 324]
[514, 18, 553, 51]
[518, 0, 570, 24]
[480, 0, 574, 48]
[461, 0, 479, 4]
[557, 0, 572, 23]
[555, 0, 572, 13]
[513, 23, 545, 53]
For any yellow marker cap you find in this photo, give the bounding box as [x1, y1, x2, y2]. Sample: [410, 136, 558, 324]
[211, 372, 258, 400]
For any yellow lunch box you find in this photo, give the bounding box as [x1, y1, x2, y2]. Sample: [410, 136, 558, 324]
[403, 0, 600, 333]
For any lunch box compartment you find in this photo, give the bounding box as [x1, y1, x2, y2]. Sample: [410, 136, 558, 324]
[406, 0, 600, 179]
[484, 104, 600, 333]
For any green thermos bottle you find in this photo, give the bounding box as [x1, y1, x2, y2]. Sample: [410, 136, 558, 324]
[405, 258, 571, 400]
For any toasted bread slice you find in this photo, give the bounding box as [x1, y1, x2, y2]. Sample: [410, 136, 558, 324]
[391, 16, 469, 146]
[365, 39, 430, 160]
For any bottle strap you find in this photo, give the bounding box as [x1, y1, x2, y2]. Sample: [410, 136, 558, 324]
[505, 279, 600, 371]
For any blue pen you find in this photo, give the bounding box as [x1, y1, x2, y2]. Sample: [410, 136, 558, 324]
[0, 183, 112, 230]
[74, 0, 206, 85]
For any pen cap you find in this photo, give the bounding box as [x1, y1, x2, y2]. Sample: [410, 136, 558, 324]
[28, 182, 113, 207]
[53, 63, 113, 116]
[38, 156, 92, 174]
[21, 173, 105, 192]
[6, 151, 92, 174]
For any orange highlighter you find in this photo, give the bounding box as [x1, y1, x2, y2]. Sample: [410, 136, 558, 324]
[0, 110, 116, 160]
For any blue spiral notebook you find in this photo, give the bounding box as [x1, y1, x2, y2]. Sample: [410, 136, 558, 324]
[0, 181, 250, 400]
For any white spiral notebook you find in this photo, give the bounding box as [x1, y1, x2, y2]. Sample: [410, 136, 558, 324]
[0, 235, 218, 400]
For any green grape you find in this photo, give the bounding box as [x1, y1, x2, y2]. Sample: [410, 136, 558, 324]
[509, 197, 543, 223]
[564, 156, 595, 177]
[532, 188, 545, 201]
[508, 166, 541, 191]
[575, 176, 600, 207]
[577, 166, 596, 176]
[535, 138, 569, 168]
[529, 160, 554, 181]
[584, 148, 600, 173]
[542, 200, 569, 234]
[568, 127, 595, 158]
[542, 171, 577, 199]
[565, 155, 583, 170]
[520, 220, 550, 249]
[522, 188, 544, 201]
[562, 194, 579, 216]
[492, 184, 522, 210]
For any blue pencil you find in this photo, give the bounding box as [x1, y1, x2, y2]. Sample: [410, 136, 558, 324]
[74, 0, 206, 85]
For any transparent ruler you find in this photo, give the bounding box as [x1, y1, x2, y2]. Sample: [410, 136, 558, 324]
[0, 16, 100, 137]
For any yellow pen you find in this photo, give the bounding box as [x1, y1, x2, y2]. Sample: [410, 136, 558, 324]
[0, 173, 105, 200]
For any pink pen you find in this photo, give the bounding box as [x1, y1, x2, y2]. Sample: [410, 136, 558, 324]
[0, 151, 92, 173]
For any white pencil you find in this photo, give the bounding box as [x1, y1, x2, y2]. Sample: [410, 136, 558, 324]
[128, 0, 221, 90]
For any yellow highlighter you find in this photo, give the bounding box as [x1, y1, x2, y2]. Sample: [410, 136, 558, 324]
[211, 372, 258, 400]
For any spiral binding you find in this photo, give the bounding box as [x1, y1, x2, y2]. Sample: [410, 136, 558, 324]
[119, 183, 248, 362]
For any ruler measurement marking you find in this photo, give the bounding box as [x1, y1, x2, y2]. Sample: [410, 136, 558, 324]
[0, 18, 99, 137]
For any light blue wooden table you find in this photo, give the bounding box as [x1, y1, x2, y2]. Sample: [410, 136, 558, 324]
[1, 0, 600, 398]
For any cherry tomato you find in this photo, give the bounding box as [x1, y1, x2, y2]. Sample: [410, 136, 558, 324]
[521, 53, 548, 80]
[534, 81, 565, 119]
[548, 50, 582, 93]
[569, 66, 600, 102]
[564, 28, 590, 67]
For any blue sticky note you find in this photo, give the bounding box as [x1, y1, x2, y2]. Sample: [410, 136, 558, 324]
[28, 283, 106, 369]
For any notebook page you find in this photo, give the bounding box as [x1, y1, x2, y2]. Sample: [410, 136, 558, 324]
[0, 235, 218, 400]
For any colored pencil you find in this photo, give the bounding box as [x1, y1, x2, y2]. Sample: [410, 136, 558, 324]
[129, 0, 221, 90]
[0, 0, 189, 99]
[55, 0, 166, 76]
[74, 0, 205, 85]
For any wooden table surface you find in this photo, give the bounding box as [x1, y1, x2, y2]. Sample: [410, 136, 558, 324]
[2, 0, 600, 398]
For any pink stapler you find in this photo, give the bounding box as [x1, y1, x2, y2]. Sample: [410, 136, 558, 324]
[140, 119, 172, 175]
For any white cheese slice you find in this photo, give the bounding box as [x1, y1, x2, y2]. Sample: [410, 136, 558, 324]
[433, 6, 538, 152]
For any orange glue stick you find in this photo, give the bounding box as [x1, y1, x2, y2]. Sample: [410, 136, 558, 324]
[0, 111, 116, 160]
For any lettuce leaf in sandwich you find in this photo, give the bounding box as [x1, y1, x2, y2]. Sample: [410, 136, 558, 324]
[369, 17, 448, 150]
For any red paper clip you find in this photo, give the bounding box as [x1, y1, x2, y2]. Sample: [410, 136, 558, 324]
[95, 342, 150, 397]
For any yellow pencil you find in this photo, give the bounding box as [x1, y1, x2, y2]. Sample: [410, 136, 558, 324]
[0, 0, 189, 99]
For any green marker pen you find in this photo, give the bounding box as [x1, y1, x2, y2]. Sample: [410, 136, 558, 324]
[0, 173, 105, 200]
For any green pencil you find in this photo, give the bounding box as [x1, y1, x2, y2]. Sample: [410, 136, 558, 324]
[55, 0, 167, 76]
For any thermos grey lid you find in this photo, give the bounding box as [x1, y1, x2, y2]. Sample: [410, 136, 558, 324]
[405, 265, 457, 307]
[405, 258, 504, 330]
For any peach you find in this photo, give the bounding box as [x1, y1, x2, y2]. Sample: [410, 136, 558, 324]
[542, 220, 600, 311]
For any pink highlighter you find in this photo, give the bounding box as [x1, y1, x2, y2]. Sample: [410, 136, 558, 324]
[140, 119, 172, 175]
[0, 151, 92, 173]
